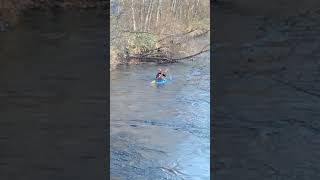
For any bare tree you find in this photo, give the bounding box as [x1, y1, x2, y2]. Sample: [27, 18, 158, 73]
[110, 0, 210, 65]
[131, 0, 136, 31]
[156, 0, 162, 26]
[147, 0, 154, 31]
[144, 0, 153, 31]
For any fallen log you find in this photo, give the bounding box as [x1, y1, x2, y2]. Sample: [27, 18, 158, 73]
[172, 48, 209, 61]
[127, 45, 209, 63]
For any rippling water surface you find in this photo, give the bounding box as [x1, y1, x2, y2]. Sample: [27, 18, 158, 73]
[111, 52, 210, 179]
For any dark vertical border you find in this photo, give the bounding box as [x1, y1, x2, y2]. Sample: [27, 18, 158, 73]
[210, 1, 216, 180]
[106, 1, 111, 179]
[0, 5, 110, 180]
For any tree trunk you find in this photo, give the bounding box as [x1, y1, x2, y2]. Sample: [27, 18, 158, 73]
[147, 0, 154, 31]
[141, 0, 145, 30]
[185, 0, 190, 21]
[171, 0, 176, 15]
[156, 0, 162, 26]
[131, 0, 136, 31]
[144, 0, 153, 31]
[194, 0, 200, 17]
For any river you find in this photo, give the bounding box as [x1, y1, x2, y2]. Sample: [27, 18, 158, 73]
[111, 51, 210, 179]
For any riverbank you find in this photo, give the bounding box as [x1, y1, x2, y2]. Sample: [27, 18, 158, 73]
[110, 0, 210, 70]
[214, 1, 320, 179]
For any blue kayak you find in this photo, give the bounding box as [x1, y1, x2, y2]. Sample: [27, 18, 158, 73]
[151, 79, 167, 84]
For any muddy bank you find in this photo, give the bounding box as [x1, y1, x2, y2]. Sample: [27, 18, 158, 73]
[214, 1, 320, 179]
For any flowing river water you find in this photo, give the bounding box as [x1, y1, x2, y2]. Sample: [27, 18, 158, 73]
[111, 51, 210, 179]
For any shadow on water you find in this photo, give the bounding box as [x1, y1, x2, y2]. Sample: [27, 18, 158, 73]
[111, 52, 210, 179]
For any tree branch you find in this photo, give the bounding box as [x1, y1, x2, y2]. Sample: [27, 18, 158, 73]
[128, 44, 209, 62]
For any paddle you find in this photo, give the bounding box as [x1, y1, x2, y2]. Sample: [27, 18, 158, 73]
[165, 68, 172, 80]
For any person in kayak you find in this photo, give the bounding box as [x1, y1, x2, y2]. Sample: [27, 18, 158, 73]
[156, 68, 166, 80]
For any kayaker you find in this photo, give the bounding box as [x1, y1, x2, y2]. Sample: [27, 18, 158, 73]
[156, 68, 166, 80]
